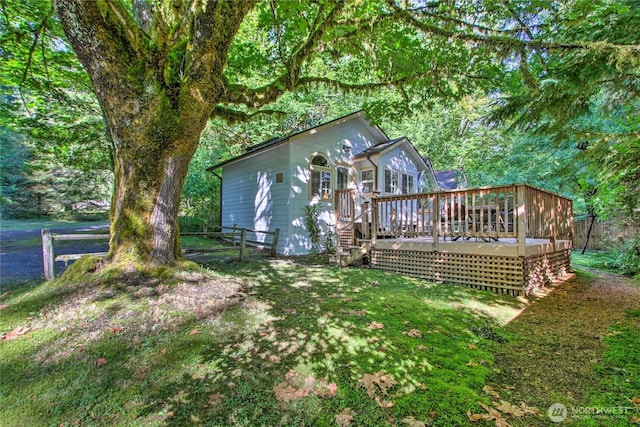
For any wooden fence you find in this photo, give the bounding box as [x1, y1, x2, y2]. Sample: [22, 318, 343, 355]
[42, 225, 279, 280]
[573, 218, 613, 251]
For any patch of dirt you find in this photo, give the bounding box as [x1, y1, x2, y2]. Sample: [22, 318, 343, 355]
[490, 269, 640, 424]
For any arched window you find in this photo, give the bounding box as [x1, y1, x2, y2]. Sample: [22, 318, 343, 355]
[309, 154, 332, 200]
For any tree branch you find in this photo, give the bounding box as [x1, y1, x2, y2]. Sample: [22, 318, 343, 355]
[384, 0, 609, 52]
[19, 6, 54, 89]
[211, 105, 287, 123]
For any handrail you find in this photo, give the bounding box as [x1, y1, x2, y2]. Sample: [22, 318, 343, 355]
[335, 183, 573, 250]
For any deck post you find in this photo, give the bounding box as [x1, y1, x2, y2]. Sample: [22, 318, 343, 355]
[239, 228, 247, 261]
[362, 201, 370, 240]
[516, 185, 527, 257]
[270, 228, 280, 257]
[371, 195, 378, 245]
[42, 229, 56, 280]
[432, 192, 440, 251]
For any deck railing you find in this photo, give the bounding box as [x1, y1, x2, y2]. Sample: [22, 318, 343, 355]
[356, 184, 573, 253]
[335, 189, 355, 223]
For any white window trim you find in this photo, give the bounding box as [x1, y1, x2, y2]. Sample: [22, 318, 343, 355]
[309, 153, 333, 201]
[360, 168, 375, 194]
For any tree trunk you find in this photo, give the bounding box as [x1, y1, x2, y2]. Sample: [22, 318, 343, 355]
[53, 0, 253, 267]
[581, 214, 597, 255]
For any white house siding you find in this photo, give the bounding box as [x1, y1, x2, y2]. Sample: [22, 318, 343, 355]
[377, 145, 422, 231]
[220, 143, 291, 254]
[378, 144, 420, 194]
[221, 113, 388, 256]
[286, 115, 386, 255]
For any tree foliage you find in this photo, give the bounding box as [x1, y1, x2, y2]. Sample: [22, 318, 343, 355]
[1, 0, 637, 269]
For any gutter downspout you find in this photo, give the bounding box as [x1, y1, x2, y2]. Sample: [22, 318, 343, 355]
[366, 155, 379, 193]
[208, 169, 223, 228]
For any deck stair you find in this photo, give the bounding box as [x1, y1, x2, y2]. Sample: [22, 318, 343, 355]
[333, 240, 371, 267]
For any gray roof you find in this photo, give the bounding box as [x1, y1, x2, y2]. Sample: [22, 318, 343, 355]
[434, 169, 465, 190]
[352, 137, 405, 159]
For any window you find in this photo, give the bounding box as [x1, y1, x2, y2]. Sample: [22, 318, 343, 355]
[361, 169, 374, 193]
[310, 154, 332, 200]
[385, 170, 415, 195]
[401, 173, 414, 194]
[336, 166, 350, 190]
[384, 169, 399, 194]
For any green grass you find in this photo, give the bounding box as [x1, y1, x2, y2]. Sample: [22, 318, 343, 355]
[0, 260, 527, 426]
[576, 309, 640, 426]
[572, 251, 622, 273]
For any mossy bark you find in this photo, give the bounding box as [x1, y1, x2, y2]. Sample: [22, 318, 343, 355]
[54, 0, 254, 265]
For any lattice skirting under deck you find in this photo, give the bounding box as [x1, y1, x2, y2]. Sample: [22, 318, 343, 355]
[370, 248, 572, 296]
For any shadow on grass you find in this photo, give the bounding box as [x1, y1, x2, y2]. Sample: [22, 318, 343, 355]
[1, 258, 526, 426]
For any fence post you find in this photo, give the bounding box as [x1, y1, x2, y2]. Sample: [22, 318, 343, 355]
[270, 228, 280, 257]
[42, 229, 56, 280]
[232, 224, 238, 246]
[239, 228, 246, 261]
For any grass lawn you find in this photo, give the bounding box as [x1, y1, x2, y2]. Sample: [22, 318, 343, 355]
[1, 251, 637, 426]
[0, 258, 532, 427]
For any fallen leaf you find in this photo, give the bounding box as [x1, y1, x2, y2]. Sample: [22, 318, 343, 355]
[517, 402, 539, 415]
[368, 337, 380, 343]
[0, 304, 8, 310]
[1, 326, 30, 340]
[208, 393, 225, 406]
[274, 381, 298, 402]
[403, 329, 423, 338]
[189, 328, 199, 335]
[494, 400, 525, 417]
[111, 326, 122, 334]
[94, 358, 108, 367]
[632, 397, 640, 406]
[326, 383, 338, 396]
[160, 348, 168, 354]
[368, 321, 384, 330]
[375, 396, 395, 408]
[467, 410, 490, 422]
[466, 360, 479, 367]
[357, 372, 397, 399]
[468, 343, 478, 350]
[401, 416, 426, 427]
[335, 408, 356, 426]
[631, 415, 640, 425]
[402, 321, 411, 326]
[483, 385, 500, 399]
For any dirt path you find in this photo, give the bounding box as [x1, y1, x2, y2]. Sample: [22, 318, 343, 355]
[490, 269, 640, 425]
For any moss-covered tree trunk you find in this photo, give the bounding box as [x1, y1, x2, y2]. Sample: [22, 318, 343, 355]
[54, 0, 254, 265]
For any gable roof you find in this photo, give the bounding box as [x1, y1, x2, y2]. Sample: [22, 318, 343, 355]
[207, 110, 387, 171]
[434, 168, 467, 190]
[354, 137, 432, 173]
[352, 137, 404, 159]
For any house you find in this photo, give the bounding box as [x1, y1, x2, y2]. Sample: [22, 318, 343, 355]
[209, 111, 574, 297]
[208, 111, 438, 255]
[434, 168, 468, 190]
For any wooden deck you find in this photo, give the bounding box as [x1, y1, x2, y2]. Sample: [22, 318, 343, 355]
[335, 184, 574, 296]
